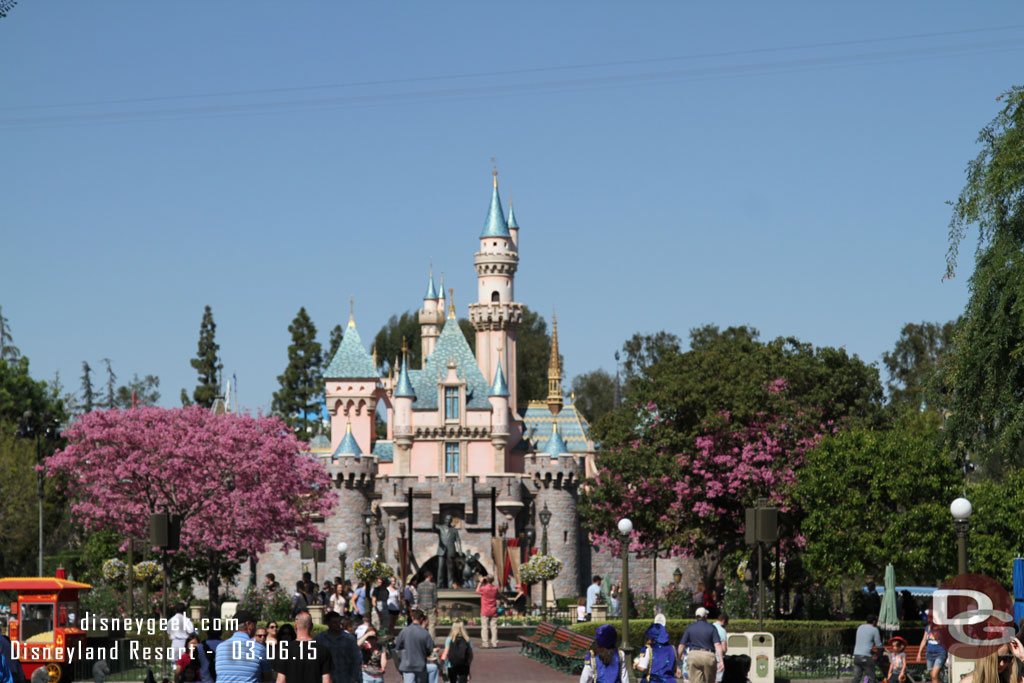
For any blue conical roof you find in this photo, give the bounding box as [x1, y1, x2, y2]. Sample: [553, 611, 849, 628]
[333, 422, 363, 458]
[490, 358, 510, 397]
[395, 356, 417, 399]
[543, 421, 569, 456]
[507, 203, 519, 230]
[480, 177, 511, 238]
[424, 271, 438, 300]
[324, 315, 379, 378]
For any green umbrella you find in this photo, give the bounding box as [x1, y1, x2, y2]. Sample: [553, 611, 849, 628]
[878, 563, 900, 632]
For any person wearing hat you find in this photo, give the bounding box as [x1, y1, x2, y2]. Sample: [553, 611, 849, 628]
[634, 623, 676, 683]
[580, 624, 628, 683]
[678, 607, 723, 683]
[886, 637, 908, 683]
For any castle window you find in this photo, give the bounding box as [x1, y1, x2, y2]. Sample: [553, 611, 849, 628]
[445, 442, 460, 474]
[491, 291, 500, 302]
[445, 387, 459, 420]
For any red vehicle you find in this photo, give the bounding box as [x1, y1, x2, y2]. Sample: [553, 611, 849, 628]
[1, 570, 91, 683]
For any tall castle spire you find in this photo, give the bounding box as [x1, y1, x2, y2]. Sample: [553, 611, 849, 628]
[547, 314, 563, 415]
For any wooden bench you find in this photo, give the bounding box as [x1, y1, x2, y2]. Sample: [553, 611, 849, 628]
[518, 621, 559, 659]
[518, 622, 593, 674]
[882, 644, 930, 680]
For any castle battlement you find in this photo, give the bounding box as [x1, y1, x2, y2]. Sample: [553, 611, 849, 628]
[525, 453, 583, 489]
[467, 301, 524, 330]
[324, 453, 378, 488]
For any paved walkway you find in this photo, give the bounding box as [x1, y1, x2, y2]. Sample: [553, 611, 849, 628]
[460, 637, 577, 682]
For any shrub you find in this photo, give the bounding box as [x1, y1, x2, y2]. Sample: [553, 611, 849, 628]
[569, 619, 855, 658]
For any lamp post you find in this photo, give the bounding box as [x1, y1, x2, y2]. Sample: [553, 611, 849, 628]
[673, 567, 682, 585]
[337, 542, 348, 584]
[16, 410, 58, 576]
[951, 497, 972, 575]
[539, 502, 552, 617]
[363, 514, 373, 557]
[618, 517, 633, 666]
[375, 519, 386, 562]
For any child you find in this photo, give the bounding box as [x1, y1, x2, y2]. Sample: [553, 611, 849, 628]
[887, 636, 908, 683]
[576, 597, 587, 622]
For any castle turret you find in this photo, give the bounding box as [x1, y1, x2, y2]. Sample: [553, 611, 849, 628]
[527, 420, 583, 598]
[488, 354, 511, 471]
[468, 171, 524, 411]
[507, 201, 520, 250]
[324, 304, 381, 455]
[418, 268, 443, 361]
[393, 341, 416, 474]
[324, 420, 378, 581]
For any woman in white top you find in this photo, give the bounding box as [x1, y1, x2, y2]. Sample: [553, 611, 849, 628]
[329, 583, 347, 614]
[386, 580, 401, 631]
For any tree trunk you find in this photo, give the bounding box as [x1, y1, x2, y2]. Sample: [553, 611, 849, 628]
[207, 560, 222, 620]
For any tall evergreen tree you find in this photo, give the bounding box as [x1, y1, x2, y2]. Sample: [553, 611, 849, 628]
[80, 361, 96, 413]
[0, 305, 20, 361]
[101, 358, 116, 409]
[272, 307, 323, 441]
[190, 305, 223, 409]
[326, 324, 344, 367]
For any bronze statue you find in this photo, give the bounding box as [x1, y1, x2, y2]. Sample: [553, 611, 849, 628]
[434, 513, 464, 589]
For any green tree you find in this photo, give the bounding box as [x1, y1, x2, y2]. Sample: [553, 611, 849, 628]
[570, 369, 616, 423]
[115, 374, 161, 408]
[326, 324, 344, 367]
[0, 356, 69, 576]
[943, 86, 1024, 475]
[795, 411, 959, 588]
[965, 469, 1024, 584]
[80, 361, 96, 413]
[621, 330, 682, 380]
[515, 307, 554, 412]
[0, 305, 20, 361]
[581, 326, 884, 575]
[272, 307, 324, 441]
[101, 358, 117, 409]
[882, 320, 958, 413]
[373, 312, 421, 373]
[190, 305, 223, 409]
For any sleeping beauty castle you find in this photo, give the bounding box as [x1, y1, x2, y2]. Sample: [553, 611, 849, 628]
[242, 172, 647, 601]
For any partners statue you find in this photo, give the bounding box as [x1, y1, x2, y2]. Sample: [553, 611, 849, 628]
[461, 552, 481, 588]
[434, 513, 464, 589]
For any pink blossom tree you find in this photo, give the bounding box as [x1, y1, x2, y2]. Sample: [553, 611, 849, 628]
[47, 406, 336, 613]
[583, 384, 826, 589]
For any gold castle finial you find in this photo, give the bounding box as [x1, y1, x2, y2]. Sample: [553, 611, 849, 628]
[372, 344, 378, 368]
[448, 288, 456, 319]
[547, 313, 563, 416]
[346, 420, 353, 434]
[348, 297, 355, 327]
[491, 157, 498, 188]
[401, 336, 408, 357]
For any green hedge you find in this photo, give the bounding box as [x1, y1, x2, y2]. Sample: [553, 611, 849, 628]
[569, 619, 856, 658]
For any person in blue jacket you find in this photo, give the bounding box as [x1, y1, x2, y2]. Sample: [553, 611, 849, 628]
[580, 624, 628, 683]
[635, 623, 677, 683]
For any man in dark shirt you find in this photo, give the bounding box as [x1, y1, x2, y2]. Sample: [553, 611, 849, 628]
[416, 573, 438, 639]
[679, 607, 723, 683]
[273, 612, 331, 683]
[314, 611, 361, 683]
[371, 579, 390, 632]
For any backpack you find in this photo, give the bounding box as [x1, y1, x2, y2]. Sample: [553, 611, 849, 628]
[448, 636, 471, 669]
[202, 641, 217, 681]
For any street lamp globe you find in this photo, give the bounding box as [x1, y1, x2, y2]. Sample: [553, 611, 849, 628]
[539, 502, 552, 528]
[951, 497, 972, 521]
[618, 518, 633, 536]
[337, 541, 348, 554]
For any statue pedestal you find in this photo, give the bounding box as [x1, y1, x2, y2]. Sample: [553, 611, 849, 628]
[592, 603, 608, 621]
[308, 604, 325, 625]
[437, 589, 481, 623]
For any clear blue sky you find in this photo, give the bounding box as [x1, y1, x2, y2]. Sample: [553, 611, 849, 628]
[3, 2, 1021, 413]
